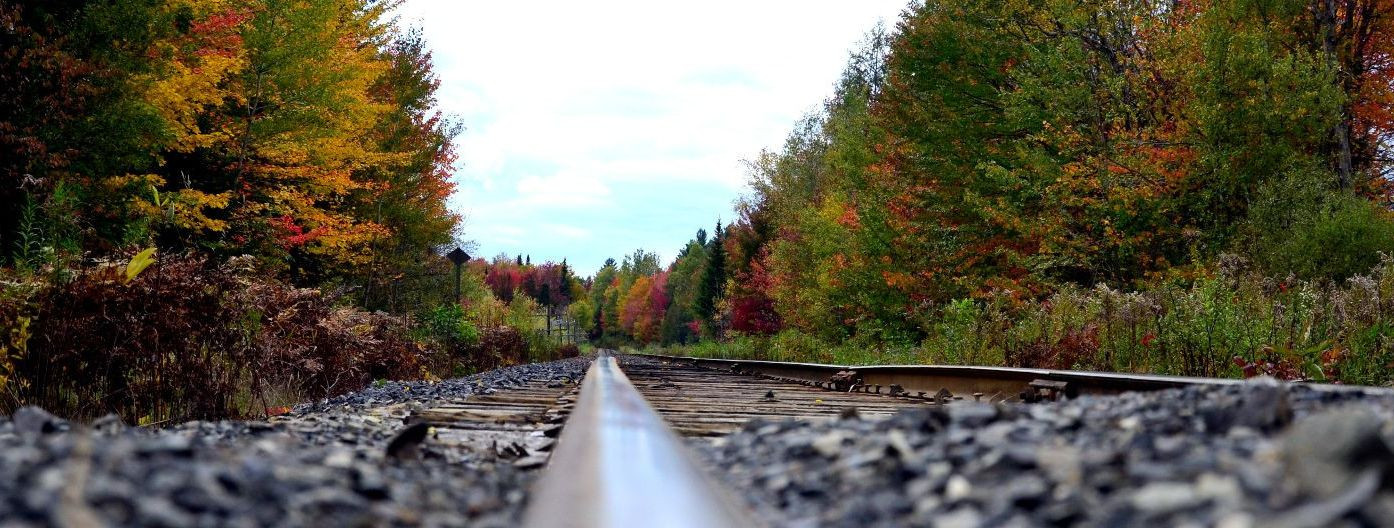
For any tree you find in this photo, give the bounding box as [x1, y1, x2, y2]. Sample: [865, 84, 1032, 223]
[0, 0, 466, 317]
[538, 282, 552, 308]
[356, 26, 461, 311]
[695, 222, 726, 329]
[661, 236, 708, 343]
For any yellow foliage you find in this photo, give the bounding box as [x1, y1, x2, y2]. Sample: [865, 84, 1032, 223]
[125, 248, 158, 283]
[167, 189, 234, 232]
[138, 51, 245, 153]
[0, 316, 31, 397]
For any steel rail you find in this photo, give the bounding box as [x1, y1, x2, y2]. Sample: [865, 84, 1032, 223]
[521, 351, 759, 528]
[636, 353, 1388, 402]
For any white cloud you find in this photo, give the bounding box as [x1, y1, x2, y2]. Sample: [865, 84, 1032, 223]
[394, 0, 912, 271]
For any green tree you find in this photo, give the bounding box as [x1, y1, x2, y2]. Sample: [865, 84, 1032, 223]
[695, 222, 726, 329]
[661, 235, 708, 343]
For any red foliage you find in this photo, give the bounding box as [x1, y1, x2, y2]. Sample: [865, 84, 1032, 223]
[649, 272, 670, 313]
[481, 259, 572, 306]
[470, 326, 528, 370]
[1231, 351, 1305, 382]
[5, 255, 425, 422]
[0, 3, 102, 241]
[731, 294, 780, 335]
[728, 250, 781, 335]
[273, 215, 326, 248]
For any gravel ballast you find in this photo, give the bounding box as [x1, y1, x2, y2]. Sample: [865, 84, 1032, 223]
[0, 357, 589, 527]
[698, 378, 1394, 528]
[9, 356, 1394, 527]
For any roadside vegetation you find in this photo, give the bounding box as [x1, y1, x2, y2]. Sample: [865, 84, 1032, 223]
[644, 255, 1394, 386]
[590, 0, 1394, 386]
[0, 0, 575, 423]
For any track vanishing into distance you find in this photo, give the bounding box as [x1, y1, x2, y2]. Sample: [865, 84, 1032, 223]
[620, 358, 929, 437]
[501, 351, 1333, 528]
[9, 351, 1391, 526]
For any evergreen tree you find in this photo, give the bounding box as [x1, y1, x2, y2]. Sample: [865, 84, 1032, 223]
[558, 259, 572, 304]
[695, 221, 726, 325]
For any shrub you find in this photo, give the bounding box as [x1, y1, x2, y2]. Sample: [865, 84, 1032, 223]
[472, 326, 528, 370]
[13, 256, 252, 422]
[423, 304, 482, 347]
[2, 254, 432, 423]
[241, 281, 427, 405]
[661, 256, 1394, 386]
[556, 343, 580, 358]
[414, 303, 481, 374]
[1246, 169, 1394, 280]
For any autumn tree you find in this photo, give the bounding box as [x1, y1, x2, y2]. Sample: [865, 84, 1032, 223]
[649, 0, 1394, 351]
[660, 233, 710, 343]
[1, 0, 466, 317]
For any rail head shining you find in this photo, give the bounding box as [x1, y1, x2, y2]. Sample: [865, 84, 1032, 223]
[522, 352, 759, 528]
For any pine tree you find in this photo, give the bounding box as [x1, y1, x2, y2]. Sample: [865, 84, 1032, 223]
[559, 258, 572, 303]
[695, 221, 726, 325]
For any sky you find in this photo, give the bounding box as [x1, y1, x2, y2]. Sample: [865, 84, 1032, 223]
[392, 0, 911, 275]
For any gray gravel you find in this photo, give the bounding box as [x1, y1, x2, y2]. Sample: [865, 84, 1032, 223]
[295, 357, 589, 414]
[16, 356, 1393, 528]
[699, 378, 1394, 528]
[0, 357, 590, 527]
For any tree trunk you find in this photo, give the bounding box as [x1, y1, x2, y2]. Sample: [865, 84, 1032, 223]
[1320, 0, 1356, 189]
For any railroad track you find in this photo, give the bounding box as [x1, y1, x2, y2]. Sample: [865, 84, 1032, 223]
[515, 351, 1326, 527]
[404, 378, 579, 468]
[620, 357, 928, 437]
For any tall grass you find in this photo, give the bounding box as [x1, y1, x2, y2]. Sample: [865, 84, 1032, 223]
[656, 255, 1394, 386]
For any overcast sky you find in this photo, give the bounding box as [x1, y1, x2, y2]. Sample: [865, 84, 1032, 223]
[393, 1, 910, 275]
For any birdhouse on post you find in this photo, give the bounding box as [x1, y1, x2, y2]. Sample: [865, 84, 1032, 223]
[447, 247, 470, 303]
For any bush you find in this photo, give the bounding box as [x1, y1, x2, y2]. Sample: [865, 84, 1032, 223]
[472, 326, 528, 370]
[660, 256, 1394, 386]
[1246, 169, 1394, 280]
[556, 343, 580, 358]
[1, 254, 429, 423]
[240, 280, 426, 406]
[417, 303, 480, 347]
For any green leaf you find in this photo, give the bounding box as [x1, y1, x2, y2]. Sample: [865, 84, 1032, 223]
[125, 247, 157, 283]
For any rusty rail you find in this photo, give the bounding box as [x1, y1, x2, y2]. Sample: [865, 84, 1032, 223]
[635, 352, 1394, 404]
[522, 351, 758, 528]
[618, 357, 928, 436]
[640, 353, 1394, 403]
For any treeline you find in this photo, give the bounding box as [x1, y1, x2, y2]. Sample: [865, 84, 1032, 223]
[479, 255, 584, 308]
[0, 0, 576, 421]
[578, 238, 729, 346]
[591, 0, 1394, 383]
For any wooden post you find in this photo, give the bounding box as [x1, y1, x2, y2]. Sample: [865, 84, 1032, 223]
[446, 247, 470, 304]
